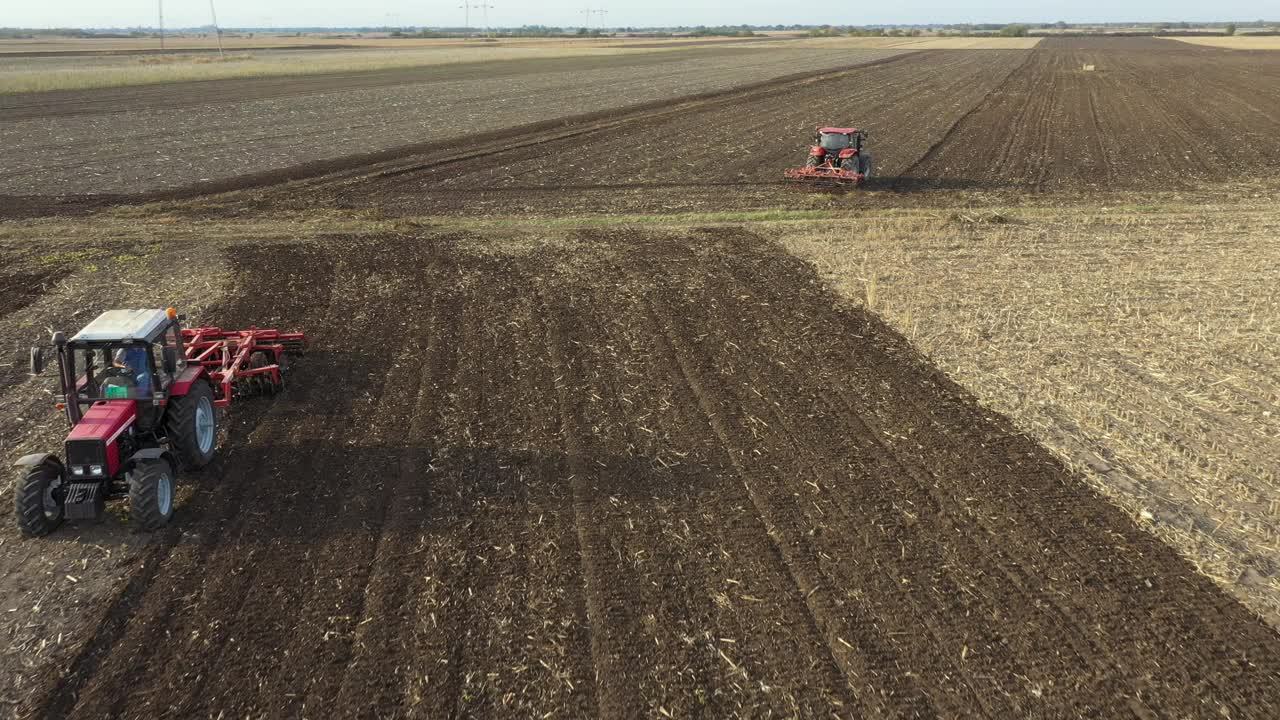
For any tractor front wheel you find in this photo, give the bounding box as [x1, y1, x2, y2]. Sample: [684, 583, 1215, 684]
[129, 460, 176, 531]
[15, 463, 65, 537]
[166, 381, 218, 470]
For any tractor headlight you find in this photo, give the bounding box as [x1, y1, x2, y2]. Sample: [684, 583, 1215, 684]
[71, 466, 86, 476]
[89, 465, 104, 476]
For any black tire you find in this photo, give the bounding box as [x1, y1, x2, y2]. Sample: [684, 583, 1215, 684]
[859, 153, 874, 179]
[805, 155, 820, 168]
[15, 462, 65, 537]
[841, 157, 858, 172]
[129, 459, 175, 531]
[166, 380, 217, 470]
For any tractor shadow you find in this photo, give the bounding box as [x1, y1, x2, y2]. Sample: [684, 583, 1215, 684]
[40, 438, 726, 547]
[181, 440, 727, 545]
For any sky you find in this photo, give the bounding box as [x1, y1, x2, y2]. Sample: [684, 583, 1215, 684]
[4, 1, 1274, 29]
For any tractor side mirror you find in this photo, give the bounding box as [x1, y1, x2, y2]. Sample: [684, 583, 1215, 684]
[29, 347, 44, 375]
[162, 346, 179, 375]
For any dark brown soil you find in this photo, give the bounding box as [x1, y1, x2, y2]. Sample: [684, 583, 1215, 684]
[15, 228, 1280, 719]
[909, 37, 1280, 189]
[0, 46, 908, 198]
[9, 37, 1278, 220]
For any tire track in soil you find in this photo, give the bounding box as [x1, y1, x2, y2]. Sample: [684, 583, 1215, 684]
[638, 299, 889, 716]
[891, 47, 1036, 189]
[540, 290, 641, 718]
[327, 245, 457, 714]
[637, 244, 940, 718]
[547, 242, 870, 717]
[164, 238, 420, 719]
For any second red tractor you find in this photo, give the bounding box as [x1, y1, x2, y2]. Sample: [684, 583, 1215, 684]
[784, 127, 873, 186]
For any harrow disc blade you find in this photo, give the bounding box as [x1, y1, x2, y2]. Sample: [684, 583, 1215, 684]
[783, 167, 862, 187]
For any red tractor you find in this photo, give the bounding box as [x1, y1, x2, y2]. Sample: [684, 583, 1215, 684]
[15, 308, 305, 536]
[784, 127, 873, 186]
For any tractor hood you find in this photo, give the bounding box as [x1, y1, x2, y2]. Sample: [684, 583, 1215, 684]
[67, 401, 135, 444]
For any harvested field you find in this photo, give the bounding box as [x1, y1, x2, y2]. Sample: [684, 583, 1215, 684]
[0, 34, 793, 55]
[797, 36, 1042, 49]
[783, 195, 1280, 624]
[2, 220, 1280, 717]
[0, 42, 693, 95]
[1169, 36, 1280, 50]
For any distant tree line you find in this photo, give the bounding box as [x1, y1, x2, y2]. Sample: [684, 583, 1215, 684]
[5, 20, 1277, 40]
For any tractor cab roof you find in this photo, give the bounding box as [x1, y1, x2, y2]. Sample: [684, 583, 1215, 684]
[818, 127, 860, 135]
[70, 309, 171, 344]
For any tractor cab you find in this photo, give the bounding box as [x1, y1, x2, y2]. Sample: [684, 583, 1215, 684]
[34, 309, 186, 428]
[814, 127, 865, 155]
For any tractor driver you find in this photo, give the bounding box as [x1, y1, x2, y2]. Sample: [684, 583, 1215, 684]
[110, 346, 153, 396]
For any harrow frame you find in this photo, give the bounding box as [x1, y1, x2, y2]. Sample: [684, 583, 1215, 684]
[783, 163, 865, 187]
[181, 326, 307, 406]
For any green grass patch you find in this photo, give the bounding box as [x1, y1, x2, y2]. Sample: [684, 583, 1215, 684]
[38, 249, 101, 266]
[442, 208, 843, 229]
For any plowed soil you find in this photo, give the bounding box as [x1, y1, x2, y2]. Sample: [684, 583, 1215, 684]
[0, 45, 907, 197]
[6, 37, 1279, 219]
[12, 228, 1280, 718]
[909, 37, 1280, 189]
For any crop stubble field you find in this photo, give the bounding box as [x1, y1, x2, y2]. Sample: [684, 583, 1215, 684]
[1, 36, 1280, 718]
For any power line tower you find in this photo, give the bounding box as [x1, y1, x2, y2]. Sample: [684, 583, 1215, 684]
[208, 0, 225, 59]
[591, 8, 608, 31]
[460, 3, 494, 37]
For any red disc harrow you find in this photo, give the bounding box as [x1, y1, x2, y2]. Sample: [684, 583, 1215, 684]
[181, 326, 307, 406]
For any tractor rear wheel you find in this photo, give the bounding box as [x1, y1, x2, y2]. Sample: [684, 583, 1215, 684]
[15, 463, 65, 537]
[166, 381, 218, 470]
[129, 459, 176, 531]
[805, 156, 820, 168]
[859, 154, 874, 179]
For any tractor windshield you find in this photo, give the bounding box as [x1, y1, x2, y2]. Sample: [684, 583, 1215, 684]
[819, 133, 851, 151]
[69, 343, 156, 401]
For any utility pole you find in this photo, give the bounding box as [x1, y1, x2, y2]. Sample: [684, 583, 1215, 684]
[158, 0, 165, 50]
[580, 7, 591, 31]
[592, 8, 608, 31]
[460, 3, 492, 37]
[208, 0, 225, 59]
